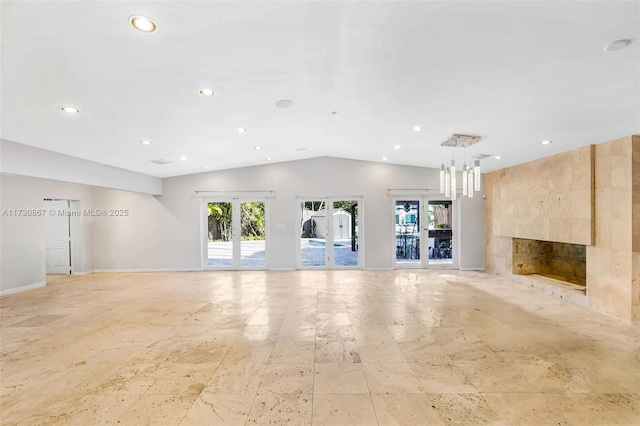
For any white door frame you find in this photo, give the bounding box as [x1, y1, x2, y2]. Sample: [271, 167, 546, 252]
[392, 195, 459, 269]
[296, 196, 363, 270]
[201, 197, 270, 270]
[44, 199, 71, 275]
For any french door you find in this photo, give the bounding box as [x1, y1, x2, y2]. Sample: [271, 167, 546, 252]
[204, 198, 268, 269]
[297, 197, 362, 269]
[393, 197, 458, 268]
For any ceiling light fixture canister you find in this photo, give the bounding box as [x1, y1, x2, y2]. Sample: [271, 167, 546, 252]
[59, 106, 80, 114]
[130, 15, 157, 33]
[603, 39, 632, 52]
[198, 88, 214, 97]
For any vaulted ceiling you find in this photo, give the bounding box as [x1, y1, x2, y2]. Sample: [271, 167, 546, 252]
[1, 1, 638, 178]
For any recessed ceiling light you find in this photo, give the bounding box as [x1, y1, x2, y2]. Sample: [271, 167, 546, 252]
[265, 158, 271, 162]
[59, 106, 79, 114]
[140, 140, 152, 145]
[275, 99, 294, 108]
[413, 126, 422, 132]
[198, 88, 215, 97]
[295, 147, 307, 152]
[254, 146, 262, 150]
[130, 15, 157, 33]
[204, 166, 210, 170]
[394, 144, 401, 150]
[603, 39, 631, 52]
[236, 128, 247, 133]
[494, 156, 502, 160]
[150, 158, 171, 165]
[382, 157, 388, 161]
[540, 140, 552, 145]
[180, 155, 187, 161]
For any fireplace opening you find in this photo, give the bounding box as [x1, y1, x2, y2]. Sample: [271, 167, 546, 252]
[512, 238, 586, 286]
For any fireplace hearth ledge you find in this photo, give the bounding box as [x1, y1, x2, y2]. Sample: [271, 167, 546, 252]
[509, 273, 592, 311]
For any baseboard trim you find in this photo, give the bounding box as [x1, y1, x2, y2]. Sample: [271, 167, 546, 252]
[72, 270, 94, 276]
[270, 267, 296, 271]
[459, 268, 485, 271]
[0, 281, 46, 297]
[93, 268, 202, 273]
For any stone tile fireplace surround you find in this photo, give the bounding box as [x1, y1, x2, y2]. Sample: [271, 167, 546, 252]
[485, 136, 640, 321]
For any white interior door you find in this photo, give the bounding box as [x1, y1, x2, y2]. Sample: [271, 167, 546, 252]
[44, 200, 71, 274]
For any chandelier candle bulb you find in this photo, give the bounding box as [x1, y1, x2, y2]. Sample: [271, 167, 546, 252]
[445, 168, 451, 197]
[451, 174, 457, 200]
[462, 164, 468, 196]
[450, 159, 456, 200]
[474, 159, 481, 191]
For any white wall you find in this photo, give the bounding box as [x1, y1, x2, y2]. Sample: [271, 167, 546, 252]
[91, 186, 198, 271]
[91, 156, 486, 271]
[1, 139, 163, 195]
[0, 156, 486, 295]
[458, 192, 486, 270]
[0, 175, 95, 294]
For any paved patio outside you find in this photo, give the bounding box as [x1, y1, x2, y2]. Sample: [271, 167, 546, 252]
[208, 239, 359, 267]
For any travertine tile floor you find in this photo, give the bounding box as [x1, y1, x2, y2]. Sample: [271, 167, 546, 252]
[1, 270, 639, 425]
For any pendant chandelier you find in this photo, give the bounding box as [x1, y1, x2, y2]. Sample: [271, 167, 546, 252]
[439, 134, 484, 199]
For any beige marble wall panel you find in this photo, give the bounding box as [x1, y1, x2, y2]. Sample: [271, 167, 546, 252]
[572, 147, 592, 190]
[611, 186, 632, 220]
[550, 192, 572, 219]
[572, 218, 592, 245]
[571, 190, 591, 219]
[587, 137, 635, 320]
[485, 145, 593, 245]
[633, 136, 640, 252]
[594, 188, 612, 248]
[587, 247, 632, 320]
[610, 218, 632, 252]
[633, 252, 640, 321]
[634, 136, 640, 320]
[485, 235, 511, 276]
[634, 218, 640, 253]
[549, 218, 573, 243]
[611, 152, 632, 189]
[594, 143, 611, 190]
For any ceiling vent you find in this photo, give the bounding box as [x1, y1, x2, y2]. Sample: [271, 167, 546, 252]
[472, 154, 492, 160]
[150, 159, 172, 165]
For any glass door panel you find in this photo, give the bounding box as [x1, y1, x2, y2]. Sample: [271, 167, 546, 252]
[427, 200, 453, 266]
[207, 201, 233, 267]
[300, 200, 326, 267]
[395, 200, 421, 265]
[332, 200, 359, 267]
[240, 201, 266, 268]
[206, 199, 268, 269]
